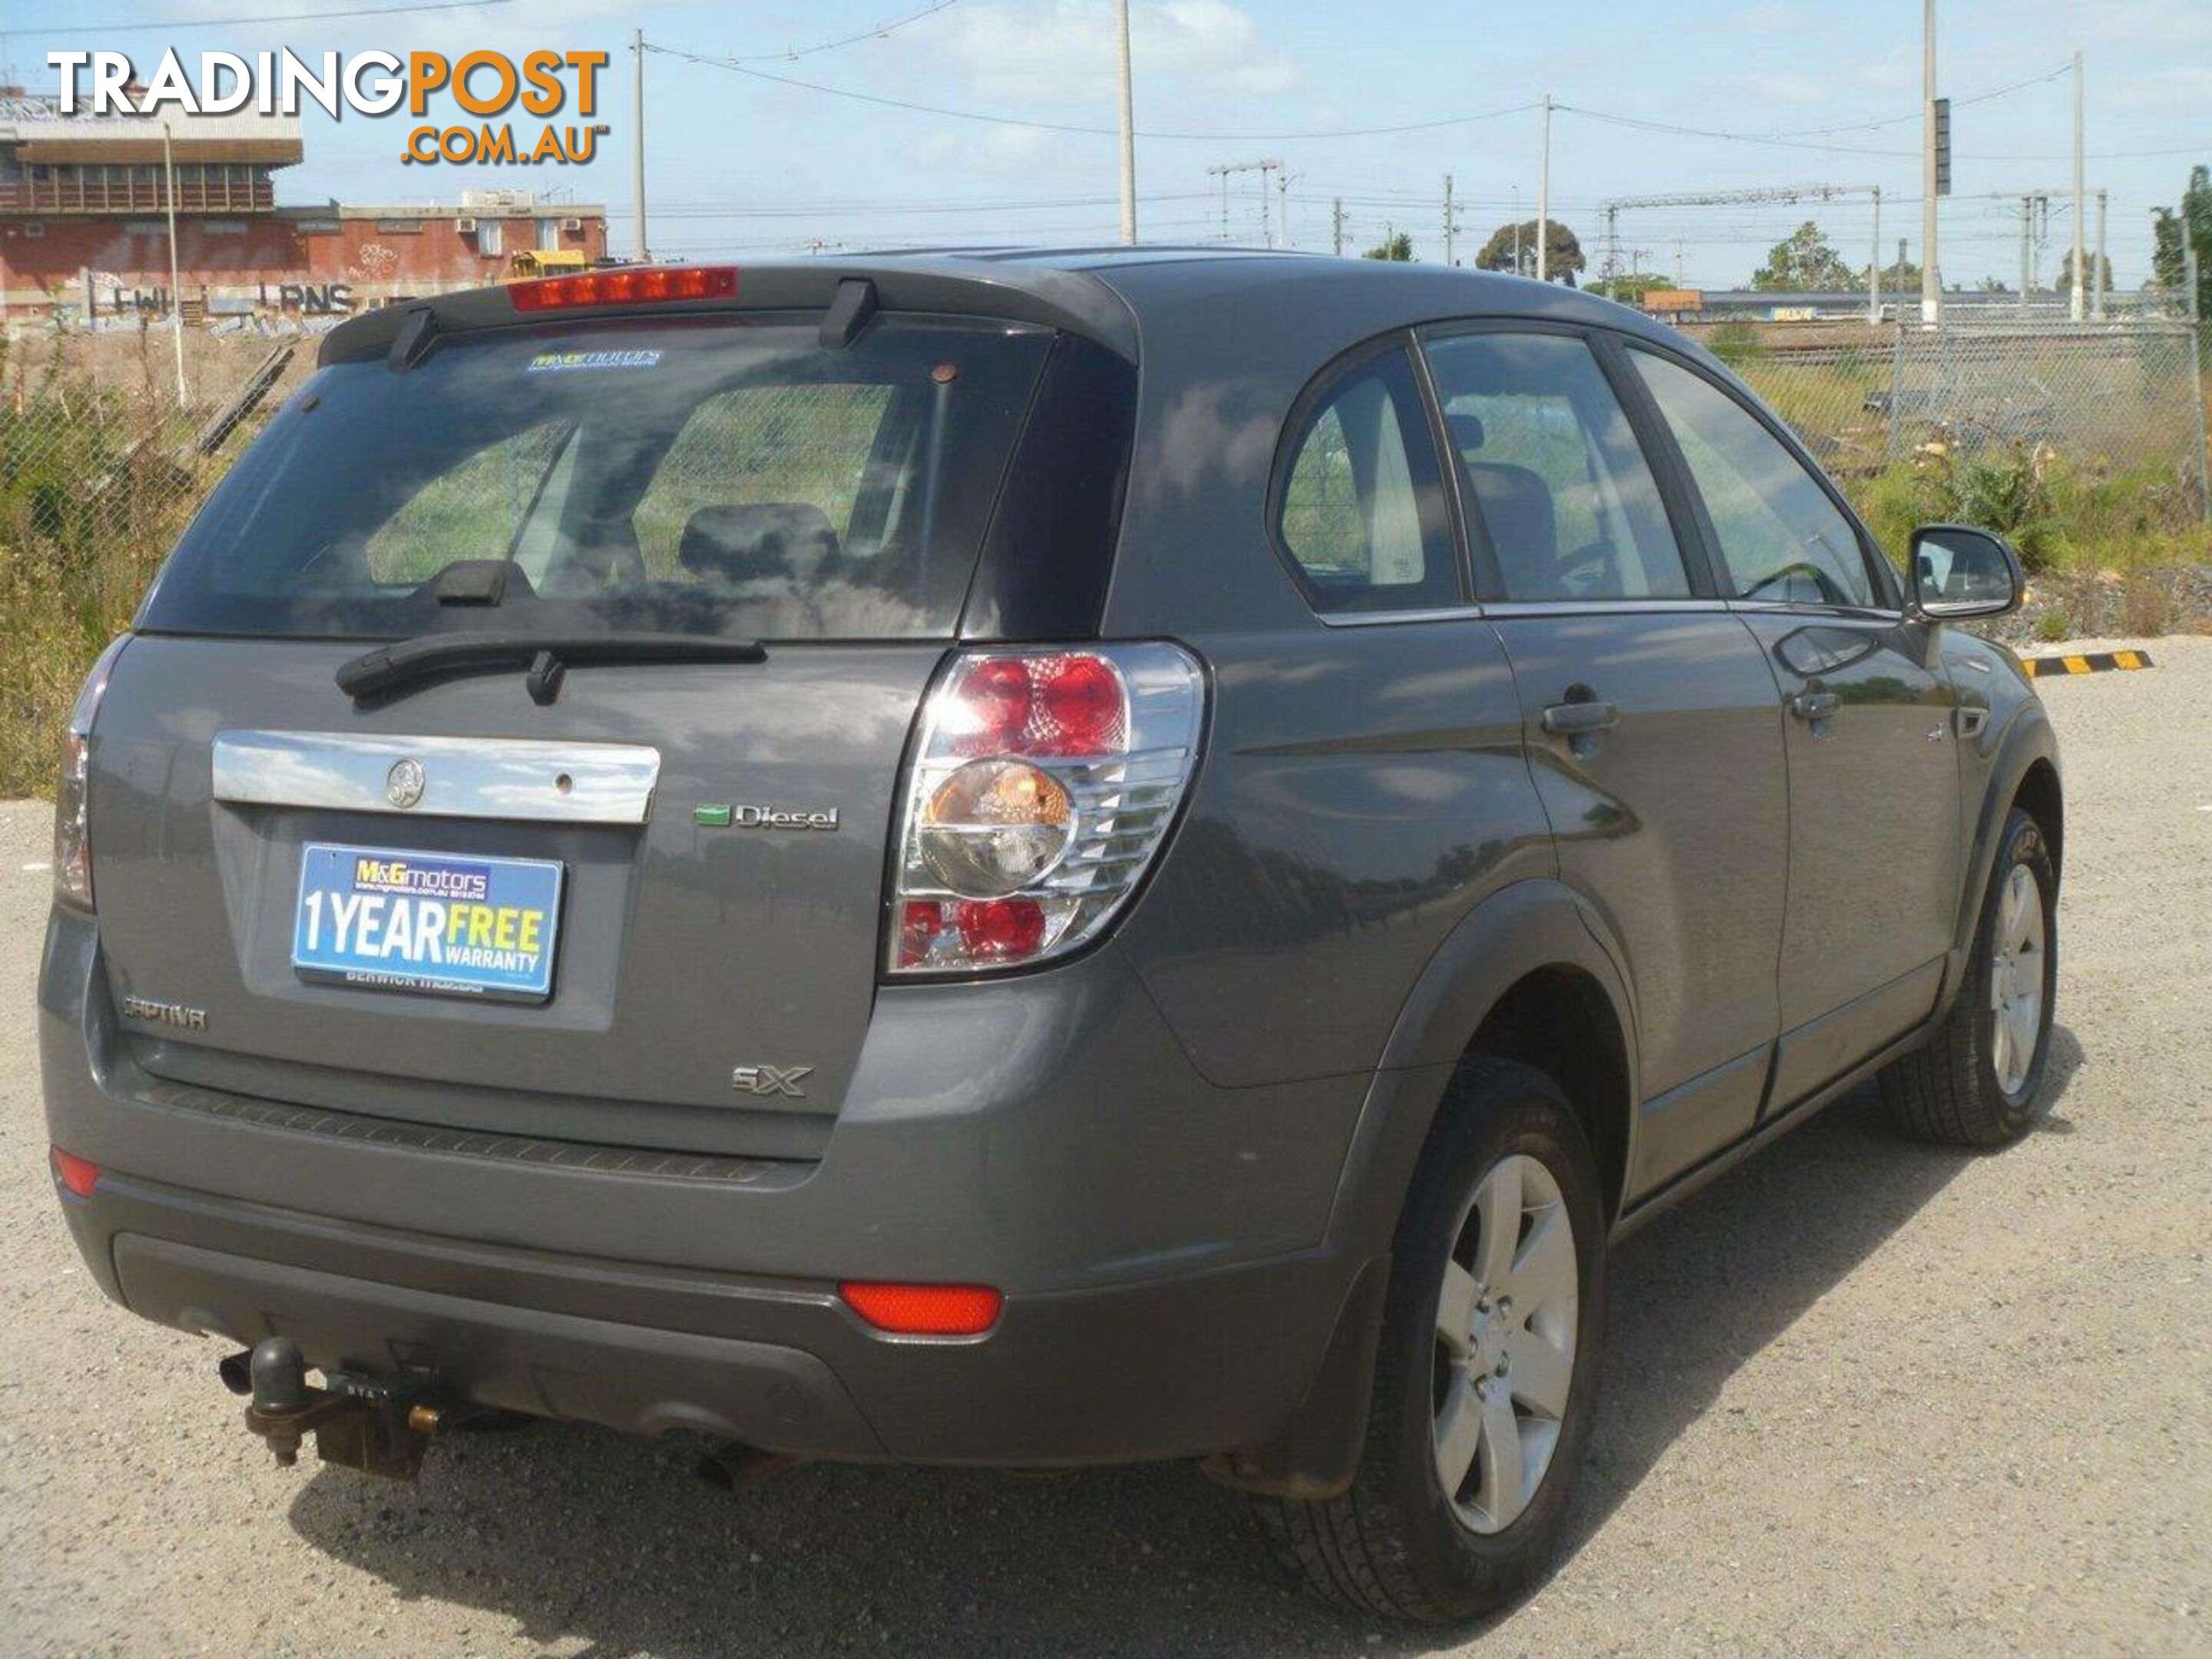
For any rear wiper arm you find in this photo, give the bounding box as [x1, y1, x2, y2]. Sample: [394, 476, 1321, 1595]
[336, 630, 768, 705]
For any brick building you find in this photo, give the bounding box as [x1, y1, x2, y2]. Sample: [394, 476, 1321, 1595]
[0, 91, 608, 320]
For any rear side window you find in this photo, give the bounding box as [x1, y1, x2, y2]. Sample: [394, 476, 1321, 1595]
[140, 316, 1052, 642]
[1422, 331, 1689, 601]
[1274, 346, 1459, 614]
[1631, 349, 1877, 608]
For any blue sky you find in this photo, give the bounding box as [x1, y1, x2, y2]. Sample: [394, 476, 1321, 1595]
[11, 0, 2209, 286]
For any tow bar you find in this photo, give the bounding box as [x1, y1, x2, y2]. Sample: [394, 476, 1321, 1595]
[221, 1336, 447, 1481]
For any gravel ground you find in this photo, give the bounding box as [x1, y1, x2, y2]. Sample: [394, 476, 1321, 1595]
[2, 637, 2207, 1658]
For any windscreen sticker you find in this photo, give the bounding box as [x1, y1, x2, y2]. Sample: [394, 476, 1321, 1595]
[525, 348, 663, 374]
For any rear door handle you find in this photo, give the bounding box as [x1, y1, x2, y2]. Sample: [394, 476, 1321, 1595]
[1790, 690, 1840, 722]
[1541, 699, 1620, 737]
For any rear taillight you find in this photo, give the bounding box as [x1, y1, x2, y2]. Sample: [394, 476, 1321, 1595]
[888, 644, 1204, 975]
[53, 637, 128, 911]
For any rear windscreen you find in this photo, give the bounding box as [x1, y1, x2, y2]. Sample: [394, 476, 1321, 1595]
[138, 314, 1052, 641]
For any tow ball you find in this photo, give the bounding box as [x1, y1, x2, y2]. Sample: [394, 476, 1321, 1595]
[220, 1336, 447, 1481]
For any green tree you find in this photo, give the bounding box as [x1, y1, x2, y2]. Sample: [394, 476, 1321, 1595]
[1866, 256, 1920, 291]
[2054, 248, 2114, 293]
[2149, 164, 2210, 320]
[1473, 219, 1584, 283]
[1588, 271, 1670, 303]
[1362, 229, 1414, 263]
[1751, 220, 1856, 291]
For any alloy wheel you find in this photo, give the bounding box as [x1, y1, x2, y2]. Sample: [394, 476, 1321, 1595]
[1432, 1153, 1578, 1534]
[1989, 863, 2047, 1097]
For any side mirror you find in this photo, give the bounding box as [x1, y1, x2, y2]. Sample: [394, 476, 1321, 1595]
[1908, 524, 2023, 621]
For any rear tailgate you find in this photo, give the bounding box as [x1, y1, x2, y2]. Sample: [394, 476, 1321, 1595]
[91, 636, 938, 1158]
[78, 300, 1096, 1161]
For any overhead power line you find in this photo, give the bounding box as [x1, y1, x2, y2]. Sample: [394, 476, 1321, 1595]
[712, 0, 962, 65]
[652, 44, 2190, 164]
[7, 0, 508, 34]
[646, 45, 1538, 141]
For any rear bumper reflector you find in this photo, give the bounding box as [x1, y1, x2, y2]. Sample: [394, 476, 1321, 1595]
[839, 1281, 1003, 1336]
[50, 1146, 101, 1197]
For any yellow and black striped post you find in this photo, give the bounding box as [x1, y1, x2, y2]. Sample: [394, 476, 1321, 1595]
[2021, 649, 2155, 679]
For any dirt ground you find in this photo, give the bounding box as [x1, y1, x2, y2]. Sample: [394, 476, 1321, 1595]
[2, 637, 2205, 1658]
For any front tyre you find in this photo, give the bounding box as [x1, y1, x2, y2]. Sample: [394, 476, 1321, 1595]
[1881, 806, 2058, 1147]
[1253, 1059, 1605, 1623]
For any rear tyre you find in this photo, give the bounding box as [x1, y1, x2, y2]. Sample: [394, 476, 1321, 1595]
[1253, 1058, 1605, 1623]
[1880, 806, 2058, 1147]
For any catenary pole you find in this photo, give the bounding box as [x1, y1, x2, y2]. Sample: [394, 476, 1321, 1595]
[1536, 94, 1551, 283]
[161, 119, 185, 406]
[2070, 49, 2086, 322]
[631, 29, 648, 262]
[2093, 188, 2108, 320]
[1443, 173, 1454, 266]
[1869, 185, 1883, 323]
[1333, 196, 1344, 257]
[1114, 0, 1137, 244]
[1920, 0, 1939, 326]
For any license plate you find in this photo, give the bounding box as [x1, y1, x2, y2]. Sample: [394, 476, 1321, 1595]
[292, 843, 564, 1003]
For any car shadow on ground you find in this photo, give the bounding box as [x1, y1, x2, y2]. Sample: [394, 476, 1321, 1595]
[286, 1029, 2084, 1659]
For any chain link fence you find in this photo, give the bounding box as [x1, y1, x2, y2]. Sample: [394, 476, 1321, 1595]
[1707, 318, 2210, 561]
[0, 326, 318, 791]
[2, 313, 2208, 790]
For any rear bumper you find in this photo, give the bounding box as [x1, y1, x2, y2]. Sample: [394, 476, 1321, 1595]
[41, 908, 1379, 1467]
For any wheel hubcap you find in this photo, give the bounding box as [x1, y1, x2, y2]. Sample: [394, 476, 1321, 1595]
[1432, 1153, 1578, 1534]
[1988, 863, 2047, 1097]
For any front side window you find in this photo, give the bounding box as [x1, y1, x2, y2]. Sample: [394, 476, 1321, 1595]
[1275, 347, 1459, 614]
[1631, 350, 1877, 608]
[1423, 331, 1689, 601]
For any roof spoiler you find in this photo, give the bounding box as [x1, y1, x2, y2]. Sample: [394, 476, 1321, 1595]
[320, 261, 1138, 366]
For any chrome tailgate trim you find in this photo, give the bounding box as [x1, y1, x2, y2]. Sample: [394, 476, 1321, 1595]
[211, 730, 661, 824]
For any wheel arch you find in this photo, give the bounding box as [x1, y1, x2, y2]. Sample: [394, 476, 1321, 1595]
[1334, 878, 1642, 1264]
[1205, 879, 1639, 1501]
[1955, 707, 2063, 962]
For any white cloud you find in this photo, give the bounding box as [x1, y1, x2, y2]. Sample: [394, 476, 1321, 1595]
[1732, 5, 1808, 35]
[907, 123, 1103, 180]
[1743, 71, 1829, 107]
[926, 0, 1301, 107]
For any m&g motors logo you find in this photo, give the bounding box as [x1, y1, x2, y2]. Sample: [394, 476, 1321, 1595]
[48, 48, 611, 166]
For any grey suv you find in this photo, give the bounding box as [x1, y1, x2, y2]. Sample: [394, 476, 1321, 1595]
[41, 251, 2061, 1622]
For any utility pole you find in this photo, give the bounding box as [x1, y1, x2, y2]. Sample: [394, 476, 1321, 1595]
[160, 119, 185, 406]
[2018, 194, 2032, 317]
[1277, 168, 1290, 249]
[1869, 185, 1883, 324]
[1536, 93, 1552, 283]
[1114, 0, 1137, 244]
[631, 28, 648, 263]
[2094, 187, 2108, 320]
[1442, 173, 1455, 267]
[2069, 48, 2085, 321]
[1920, 0, 1939, 326]
[1604, 202, 1619, 288]
[1333, 196, 1345, 257]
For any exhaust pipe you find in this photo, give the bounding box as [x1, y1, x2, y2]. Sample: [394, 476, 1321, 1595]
[694, 1441, 806, 1492]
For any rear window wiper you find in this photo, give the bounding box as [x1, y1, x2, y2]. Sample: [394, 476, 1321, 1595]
[336, 630, 768, 705]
